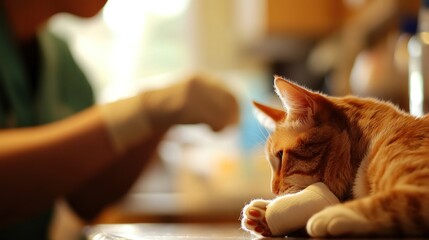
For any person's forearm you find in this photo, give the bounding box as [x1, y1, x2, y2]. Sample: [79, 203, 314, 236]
[0, 106, 117, 226]
[66, 130, 166, 221]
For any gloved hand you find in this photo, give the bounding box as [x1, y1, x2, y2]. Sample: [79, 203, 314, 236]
[100, 73, 239, 154]
[141, 73, 239, 131]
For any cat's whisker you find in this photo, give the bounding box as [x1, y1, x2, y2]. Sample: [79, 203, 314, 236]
[256, 123, 270, 140]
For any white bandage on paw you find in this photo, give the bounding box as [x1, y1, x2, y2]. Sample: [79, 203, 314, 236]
[265, 182, 340, 236]
[99, 94, 151, 155]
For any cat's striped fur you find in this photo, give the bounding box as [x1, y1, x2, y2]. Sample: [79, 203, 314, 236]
[255, 76, 429, 236]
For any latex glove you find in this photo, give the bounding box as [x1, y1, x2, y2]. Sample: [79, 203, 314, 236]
[101, 74, 239, 154]
[242, 182, 339, 237]
[141, 73, 239, 131]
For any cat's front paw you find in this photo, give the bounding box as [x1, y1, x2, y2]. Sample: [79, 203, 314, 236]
[306, 205, 373, 237]
[241, 199, 272, 237]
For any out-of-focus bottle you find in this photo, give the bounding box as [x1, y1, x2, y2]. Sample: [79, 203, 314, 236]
[409, 0, 429, 116]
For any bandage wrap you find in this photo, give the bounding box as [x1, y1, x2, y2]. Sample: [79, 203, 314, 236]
[266, 182, 340, 236]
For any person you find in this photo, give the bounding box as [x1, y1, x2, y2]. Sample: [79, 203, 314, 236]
[0, 0, 239, 239]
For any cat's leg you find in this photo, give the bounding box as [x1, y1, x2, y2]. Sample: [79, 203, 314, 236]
[306, 203, 373, 237]
[241, 199, 272, 237]
[241, 182, 339, 237]
[307, 186, 429, 237]
[265, 182, 339, 236]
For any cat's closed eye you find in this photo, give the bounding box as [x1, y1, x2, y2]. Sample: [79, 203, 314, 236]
[276, 150, 283, 161]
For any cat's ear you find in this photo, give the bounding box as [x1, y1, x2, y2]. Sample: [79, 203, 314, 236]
[274, 76, 317, 120]
[252, 101, 285, 131]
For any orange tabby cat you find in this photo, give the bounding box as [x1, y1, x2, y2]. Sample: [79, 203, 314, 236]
[243, 76, 429, 237]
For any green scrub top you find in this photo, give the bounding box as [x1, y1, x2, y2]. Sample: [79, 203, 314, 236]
[0, 11, 95, 240]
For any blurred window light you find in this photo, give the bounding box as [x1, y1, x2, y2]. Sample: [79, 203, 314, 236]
[95, 0, 191, 102]
[408, 36, 424, 117]
[409, 71, 424, 117]
[409, 35, 422, 57]
[103, 0, 190, 34]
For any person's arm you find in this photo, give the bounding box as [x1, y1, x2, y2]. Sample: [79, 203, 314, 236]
[0, 106, 118, 227]
[65, 130, 167, 221]
[63, 75, 240, 221]
[0, 75, 239, 227]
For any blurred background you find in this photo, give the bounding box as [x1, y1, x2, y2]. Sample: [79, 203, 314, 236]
[48, 0, 427, 237]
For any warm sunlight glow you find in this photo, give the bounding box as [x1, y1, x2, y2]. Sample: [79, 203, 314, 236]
[409, 71, 424, 117]
[102, 0, 190, 34]
[408, 36, 424, 117]
[421, 32, 429, 45]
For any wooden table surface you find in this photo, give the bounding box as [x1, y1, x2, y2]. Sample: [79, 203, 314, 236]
[83, 222, 291, 240]
[83, 222, 429, 240]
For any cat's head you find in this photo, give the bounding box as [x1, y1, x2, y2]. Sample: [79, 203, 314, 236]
[254, 76, 354, 199]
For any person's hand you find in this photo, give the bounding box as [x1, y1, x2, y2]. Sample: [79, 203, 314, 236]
[100, 73, 239, 154]
[141, 73, 239, 131]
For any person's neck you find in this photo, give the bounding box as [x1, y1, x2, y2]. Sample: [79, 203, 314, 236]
[2, 0, 57, 43]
